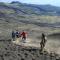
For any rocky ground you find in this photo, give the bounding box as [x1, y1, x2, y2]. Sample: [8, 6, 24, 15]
[0, 39, 60, 60]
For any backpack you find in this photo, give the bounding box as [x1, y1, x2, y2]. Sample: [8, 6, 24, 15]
[16, 31, 19, 35]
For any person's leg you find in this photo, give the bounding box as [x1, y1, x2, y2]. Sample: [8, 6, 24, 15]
[13, 38, 15, 41]
[22, 37, 26, 43]
[12, 37, 15, 41]
[43, 39, 46, 48]
[40, 44, 44, 52]
[22, 37, 24, 42]
[40, 40, 45, 52]
[40, 41, 43, 51]
[24, 37, 26, 41]
[17, 35, 19, 38]
[16, 35, 19, 38]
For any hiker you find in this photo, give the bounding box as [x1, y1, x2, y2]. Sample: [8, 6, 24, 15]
[15, 30, 19, 38]
[20, 30, 27, 42]
[40, 33, 47, 52]
[12, 31, 15, 41]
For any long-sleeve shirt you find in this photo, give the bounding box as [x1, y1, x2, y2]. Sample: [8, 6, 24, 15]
[21, 32, 27, 38]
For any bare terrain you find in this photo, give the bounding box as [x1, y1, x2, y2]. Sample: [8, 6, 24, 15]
[0, 2, 60, 60]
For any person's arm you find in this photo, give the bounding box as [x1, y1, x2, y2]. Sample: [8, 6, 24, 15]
[20, 32, 23, 37]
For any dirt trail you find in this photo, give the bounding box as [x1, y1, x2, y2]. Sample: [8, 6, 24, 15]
[12, 38, 40, 47]
[45, 39, 60, 54]
[12, 38, 60, 54]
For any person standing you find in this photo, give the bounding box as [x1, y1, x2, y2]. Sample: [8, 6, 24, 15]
[12, 31, 15, 41]
[40, 33, 47, 52]
[20, 30, 27, 42]
[15, 30, 19, 38]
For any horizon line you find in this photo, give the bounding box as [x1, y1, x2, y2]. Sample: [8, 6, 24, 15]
[0, 1, 60, 7]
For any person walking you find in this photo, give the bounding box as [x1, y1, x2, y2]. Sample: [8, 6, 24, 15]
[40, 33, 47, 52]
[20, 30, 27, 43]
[15, 30, 19, 38]
[12, 31, 15, 41]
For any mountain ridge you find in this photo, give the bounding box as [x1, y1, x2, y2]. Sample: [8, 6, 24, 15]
[0, 1, 60, 16]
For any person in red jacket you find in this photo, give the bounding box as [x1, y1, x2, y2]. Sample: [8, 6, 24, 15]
[20, 30, 27, 42]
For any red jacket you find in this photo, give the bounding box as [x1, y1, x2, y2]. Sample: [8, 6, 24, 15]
[21, 32, 27, 38]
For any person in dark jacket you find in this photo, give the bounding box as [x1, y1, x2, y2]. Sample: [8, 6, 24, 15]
[40, 33, 47, 52]
[12, 31, 15, 41]
[15, 30, 19, 38]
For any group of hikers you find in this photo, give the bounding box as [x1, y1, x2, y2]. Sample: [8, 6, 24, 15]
[12, 30, 47, 52]
[12, 30, 27, 42]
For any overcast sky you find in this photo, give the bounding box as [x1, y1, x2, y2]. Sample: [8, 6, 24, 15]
[0, 0, 60, 7]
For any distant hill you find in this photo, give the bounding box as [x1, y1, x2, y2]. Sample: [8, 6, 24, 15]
[0, 1, 60, 16]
